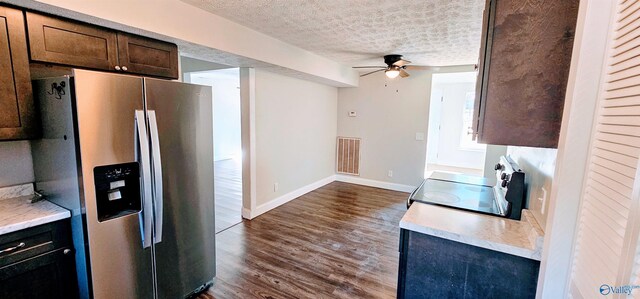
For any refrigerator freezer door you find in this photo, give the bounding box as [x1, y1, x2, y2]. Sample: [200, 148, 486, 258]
[144, 78, 216, 298]
[73, 70, 154, 299]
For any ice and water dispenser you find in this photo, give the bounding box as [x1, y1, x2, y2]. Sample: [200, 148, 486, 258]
[93, 162, 142, 222]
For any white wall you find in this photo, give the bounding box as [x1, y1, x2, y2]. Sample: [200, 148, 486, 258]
[254, 69, 337, 207]
[188, 69, 242, 161]
[337, 66, 475, 188]
[507, 146, 556, 229]
[0, 141, 34, 187]
[338, 71, 430, 187]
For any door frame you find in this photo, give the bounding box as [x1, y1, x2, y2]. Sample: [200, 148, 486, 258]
[239, 68, 257, 219]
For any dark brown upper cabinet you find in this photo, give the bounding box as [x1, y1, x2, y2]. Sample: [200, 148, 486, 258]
[26, 12, 119, 72]
[117, 33, 179, 79]
[473, 0, 579, 148]
[0, 6, 38, 140]
[25, 12, 178, 79]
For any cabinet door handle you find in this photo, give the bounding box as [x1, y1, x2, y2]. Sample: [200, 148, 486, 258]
[122, 66, 128, 71]
[0, 242, 26, 254]
[115, 66, 121, 71]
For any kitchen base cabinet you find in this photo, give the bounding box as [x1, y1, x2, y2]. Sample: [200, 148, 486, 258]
[397, 229, 540, 299]
[0, 248, 77, 299]
[0, 220, 77, 299]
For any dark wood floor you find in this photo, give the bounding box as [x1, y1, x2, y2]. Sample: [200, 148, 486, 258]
[199, 181, 408, 299]
[215, 159, 243, 233]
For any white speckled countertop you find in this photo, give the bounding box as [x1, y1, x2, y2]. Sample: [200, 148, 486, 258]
[0, 183, 71, 235]
[400, 202, 544, 261]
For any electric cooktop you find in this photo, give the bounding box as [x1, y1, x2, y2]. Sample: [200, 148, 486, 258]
[407, 156, 526, 220]
[411, 179, 499, 215]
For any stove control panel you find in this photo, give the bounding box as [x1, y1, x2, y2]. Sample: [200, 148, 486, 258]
[494, 156, 526, 220]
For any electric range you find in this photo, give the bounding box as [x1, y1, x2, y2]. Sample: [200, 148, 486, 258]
[408, 156, 526, 220]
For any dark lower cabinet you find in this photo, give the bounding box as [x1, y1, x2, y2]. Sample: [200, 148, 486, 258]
[397, 229, 540, 299]
[0, 248, 77, 299]
[0, 6, 38, 140]
[0, 220, 77, 299]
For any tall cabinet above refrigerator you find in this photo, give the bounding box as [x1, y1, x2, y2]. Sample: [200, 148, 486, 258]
[31, 69, 216, 299]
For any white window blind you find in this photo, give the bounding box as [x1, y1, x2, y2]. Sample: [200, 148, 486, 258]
[570, 0, 640, 297]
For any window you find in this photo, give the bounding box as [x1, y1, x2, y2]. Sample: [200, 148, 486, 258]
[459, 92, 485, 150]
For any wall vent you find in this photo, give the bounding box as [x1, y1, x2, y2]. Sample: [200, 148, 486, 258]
[336, 137, 361, 176]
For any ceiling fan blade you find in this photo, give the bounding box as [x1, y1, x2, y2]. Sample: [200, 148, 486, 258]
[399, 69, 410, 78]
[360, 69, 385, 77]
[353, 66, 386, 69]
[393, 59, 412, 67]
[405, 65, 441, 71]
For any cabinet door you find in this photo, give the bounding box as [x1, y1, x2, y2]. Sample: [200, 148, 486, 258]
[474, 0, 579, 148]
[0, 6, 37, 140]
[0, 248, 77, 299]
[26, 12, 119, 71]
[117, 33, 179, 79]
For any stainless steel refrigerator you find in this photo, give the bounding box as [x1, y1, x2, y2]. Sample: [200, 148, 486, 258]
[31, 69, 216, 299]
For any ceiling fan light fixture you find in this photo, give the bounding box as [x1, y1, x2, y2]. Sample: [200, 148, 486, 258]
[385, 67, 400, 79]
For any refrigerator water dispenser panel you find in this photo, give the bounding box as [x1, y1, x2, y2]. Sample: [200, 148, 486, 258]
[94, 162, 142, 222]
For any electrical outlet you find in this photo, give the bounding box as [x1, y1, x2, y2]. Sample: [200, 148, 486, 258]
[274, 183, 279, 192]
[388, 170, 393, 177]
[415, 133, 425, 141]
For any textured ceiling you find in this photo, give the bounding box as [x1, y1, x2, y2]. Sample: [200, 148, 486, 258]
[180, 0, 485, 67]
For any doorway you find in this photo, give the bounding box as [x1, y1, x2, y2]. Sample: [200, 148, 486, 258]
[184, 67, 243, 233]
[426, 72, 486, 176]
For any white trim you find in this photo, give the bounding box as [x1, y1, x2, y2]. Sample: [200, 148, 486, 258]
[241, 208, 252, 219]
[334, 174, 415, 193]
[536, 0, 616, 297]
[244, 176, 336, 219]
[240, 68, 257, 220]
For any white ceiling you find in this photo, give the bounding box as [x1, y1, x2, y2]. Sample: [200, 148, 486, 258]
[180, 0, 485, 68]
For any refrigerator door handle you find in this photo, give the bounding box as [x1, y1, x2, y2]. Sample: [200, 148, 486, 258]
[148, 110, 164, 244]
[135, 110, 154, 249]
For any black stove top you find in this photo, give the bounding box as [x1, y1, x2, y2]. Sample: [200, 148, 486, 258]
[407, 156, 526, 220]
[411, 179, 498, 215]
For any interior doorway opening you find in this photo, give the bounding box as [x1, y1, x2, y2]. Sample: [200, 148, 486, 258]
[426, 72, 486, 177]
[183, 63, 243, 233]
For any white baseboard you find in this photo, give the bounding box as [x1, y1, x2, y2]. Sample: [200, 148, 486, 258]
[334, 174, 415, 193]
[244, 175, 335, 219]
[241, 208, 252, 220]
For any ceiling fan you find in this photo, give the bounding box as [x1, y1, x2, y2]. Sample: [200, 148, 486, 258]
[353, 54, 439, 79]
